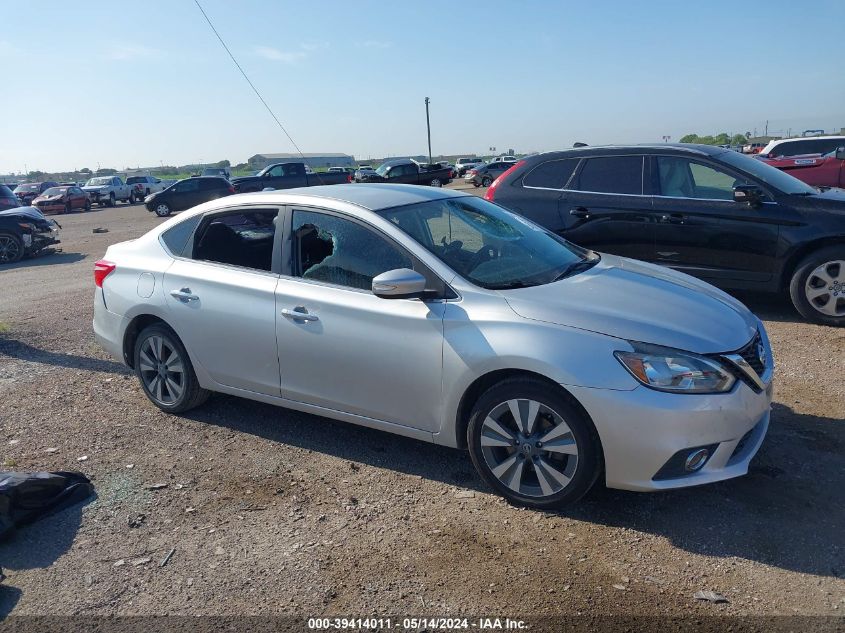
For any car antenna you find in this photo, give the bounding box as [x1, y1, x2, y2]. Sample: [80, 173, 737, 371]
[192, 0, 324, 185]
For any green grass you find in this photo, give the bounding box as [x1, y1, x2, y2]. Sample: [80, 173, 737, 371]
[0, 321, 10, 334]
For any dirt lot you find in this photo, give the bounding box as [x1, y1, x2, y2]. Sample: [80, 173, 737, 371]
[0, 188, 843, 620]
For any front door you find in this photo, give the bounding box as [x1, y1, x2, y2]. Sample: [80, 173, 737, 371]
[162, 207, 281, 395]
[558, 154, 657, 261]
[274, 207, 445, 431]
[649, 155, 780, 283]
[170, 178, 203, 211]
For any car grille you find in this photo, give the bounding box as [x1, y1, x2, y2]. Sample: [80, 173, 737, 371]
[736, 331, 765, 377]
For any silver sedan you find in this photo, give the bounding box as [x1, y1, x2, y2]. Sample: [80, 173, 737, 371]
[93, 184, 773, 508]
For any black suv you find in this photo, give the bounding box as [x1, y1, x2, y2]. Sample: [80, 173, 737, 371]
[144, 177, 234, 217]
[487, 144, 845, 326]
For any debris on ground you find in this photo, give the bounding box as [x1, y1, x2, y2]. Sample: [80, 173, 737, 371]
[694, 590, 729, 603]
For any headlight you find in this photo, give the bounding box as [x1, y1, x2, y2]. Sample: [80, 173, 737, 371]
[615, 343, 735, 394]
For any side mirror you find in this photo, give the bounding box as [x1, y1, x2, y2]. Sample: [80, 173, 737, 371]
[733, 184, 764, 207]
[372, 268, 427, 299]
[835, 147, 845, 161]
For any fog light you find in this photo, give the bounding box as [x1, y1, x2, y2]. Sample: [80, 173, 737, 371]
[684, 448, 709, 472]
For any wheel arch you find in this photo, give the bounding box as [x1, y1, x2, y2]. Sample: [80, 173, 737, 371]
[780, 236, 845, 289]
[122, 313, 171, 368]
[452, 369, 602, 457]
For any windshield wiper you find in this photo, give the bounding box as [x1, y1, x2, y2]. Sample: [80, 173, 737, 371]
[487, 280, 533, 290]
[552, 259, 599, 282]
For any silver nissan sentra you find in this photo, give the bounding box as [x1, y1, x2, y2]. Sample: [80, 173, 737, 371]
[93, 184, 773, 508]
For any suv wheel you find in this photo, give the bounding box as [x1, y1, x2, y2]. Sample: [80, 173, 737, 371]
[467, 378, 602, 509]
[134, 323, 210, 413]
[790, 246, 845, 326]
[154, 202, 171, 217]
[481, 176, 492, 187]
[0, 232, 24, 263]
[430, 178, 442, 187]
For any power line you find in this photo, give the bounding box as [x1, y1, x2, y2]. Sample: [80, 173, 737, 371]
[192, 0, 323, 184]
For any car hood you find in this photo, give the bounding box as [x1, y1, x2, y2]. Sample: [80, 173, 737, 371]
[501, 254, 758, 354]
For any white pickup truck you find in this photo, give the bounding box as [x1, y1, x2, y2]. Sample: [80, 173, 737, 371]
[82, 176, 136, 207]
[126, 175, 167, 199]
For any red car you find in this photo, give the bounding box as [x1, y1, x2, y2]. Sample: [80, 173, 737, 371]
[31, 185, 91, 214]
[758, 147, 845, 189]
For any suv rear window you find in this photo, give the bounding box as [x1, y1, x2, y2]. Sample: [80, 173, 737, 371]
[523, 158, 580, 189]
[574, 156, 643, 195]
[769, 139, 844, 157]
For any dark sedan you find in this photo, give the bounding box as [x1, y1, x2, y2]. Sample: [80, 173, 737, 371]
[0, 206, 61, 264]
[464, 161, 514, 187]
[487, 144, 845, 326]
[145, 176, 234, 217]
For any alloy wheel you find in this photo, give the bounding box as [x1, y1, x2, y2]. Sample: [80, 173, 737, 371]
[430, 178, 442, 187]
[480, 399, 579, 498]
[155, 203, 170, 217]
[138, 335, 185, 405]
[0, 235, 22, 263]
[804, 260, 845, 317]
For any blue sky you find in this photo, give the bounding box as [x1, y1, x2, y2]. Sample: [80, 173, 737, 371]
[1, 0, 843, 173]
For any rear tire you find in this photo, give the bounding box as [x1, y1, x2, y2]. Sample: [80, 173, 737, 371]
[467, 378, 602, 509]
[430, 178, 442, 187]
[482, 176, 492, 187]
[134, 323, 210, 413]
[64, 201, 72, 214]
[84, 200, 92, 212]
[0, 232, 24, 264]
[789, 246, 845, 326]
[108, 193, 116, 207]
[129, 192, 136, 205]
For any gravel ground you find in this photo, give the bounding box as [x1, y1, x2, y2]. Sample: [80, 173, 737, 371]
[0, 192, 843, 619]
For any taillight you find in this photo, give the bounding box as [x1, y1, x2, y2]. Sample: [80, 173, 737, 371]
[468, 169, 477, 176]
[347, 174, 353, 182]
[94, 260, 116, 287]
[228, 185, 235, 193]
[484, 160, 525, 202]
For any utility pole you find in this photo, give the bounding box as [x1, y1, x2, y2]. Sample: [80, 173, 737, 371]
[425, 97, 432, 164]
[764, 120, 768, 137]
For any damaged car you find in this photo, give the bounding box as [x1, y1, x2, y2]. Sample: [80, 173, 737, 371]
[0, 206, 61, 264]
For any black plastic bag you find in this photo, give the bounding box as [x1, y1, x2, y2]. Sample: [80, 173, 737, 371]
[0, 471, 94, 541]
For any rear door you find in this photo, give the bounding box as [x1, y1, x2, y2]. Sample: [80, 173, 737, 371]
[502, 157, 580, 233]
[649, 155, 780, 283]
[557, 154, 656, 261]
[162, 206, 282, 396]
[267, 163, 309, 189]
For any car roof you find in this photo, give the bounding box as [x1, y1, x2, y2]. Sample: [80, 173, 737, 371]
[527, 143, 725, 160]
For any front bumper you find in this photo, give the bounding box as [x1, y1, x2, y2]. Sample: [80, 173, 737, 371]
[33, 202, 65, 213]
[567, 379, 773, 491]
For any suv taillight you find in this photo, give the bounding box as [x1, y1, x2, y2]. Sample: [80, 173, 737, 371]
[94, 260, 116, 287]
[484, 160, 524, 202]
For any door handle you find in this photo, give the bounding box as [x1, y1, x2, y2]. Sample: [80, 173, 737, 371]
[169, 288, 199, 302]
[569, 207, 590, 219]
[281, 307, 319, 322]
[660, 213, 685, 224]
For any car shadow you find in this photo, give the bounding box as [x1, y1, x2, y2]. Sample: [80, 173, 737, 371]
[730, 290, 804, 324]
[0, 495, 94, 619]
[0, 339, 129, 375]
[0, 251, 86, 271]
[189, 396, 842, 579]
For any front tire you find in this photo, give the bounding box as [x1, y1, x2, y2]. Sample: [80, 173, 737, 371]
[481, 176, 492, 187]
[108, 193, 116, 207]
[789, 246, 845, 326]
[134, 323, 210, 413]
[84, 200, 92, 212]
[64, 201, 72, 214]
[467, 378, 602, 509]
[0, 232, 24, 264]
[154, 202, 171, 217]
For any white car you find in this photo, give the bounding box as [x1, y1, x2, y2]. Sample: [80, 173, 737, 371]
[93, 185, 773, 508]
